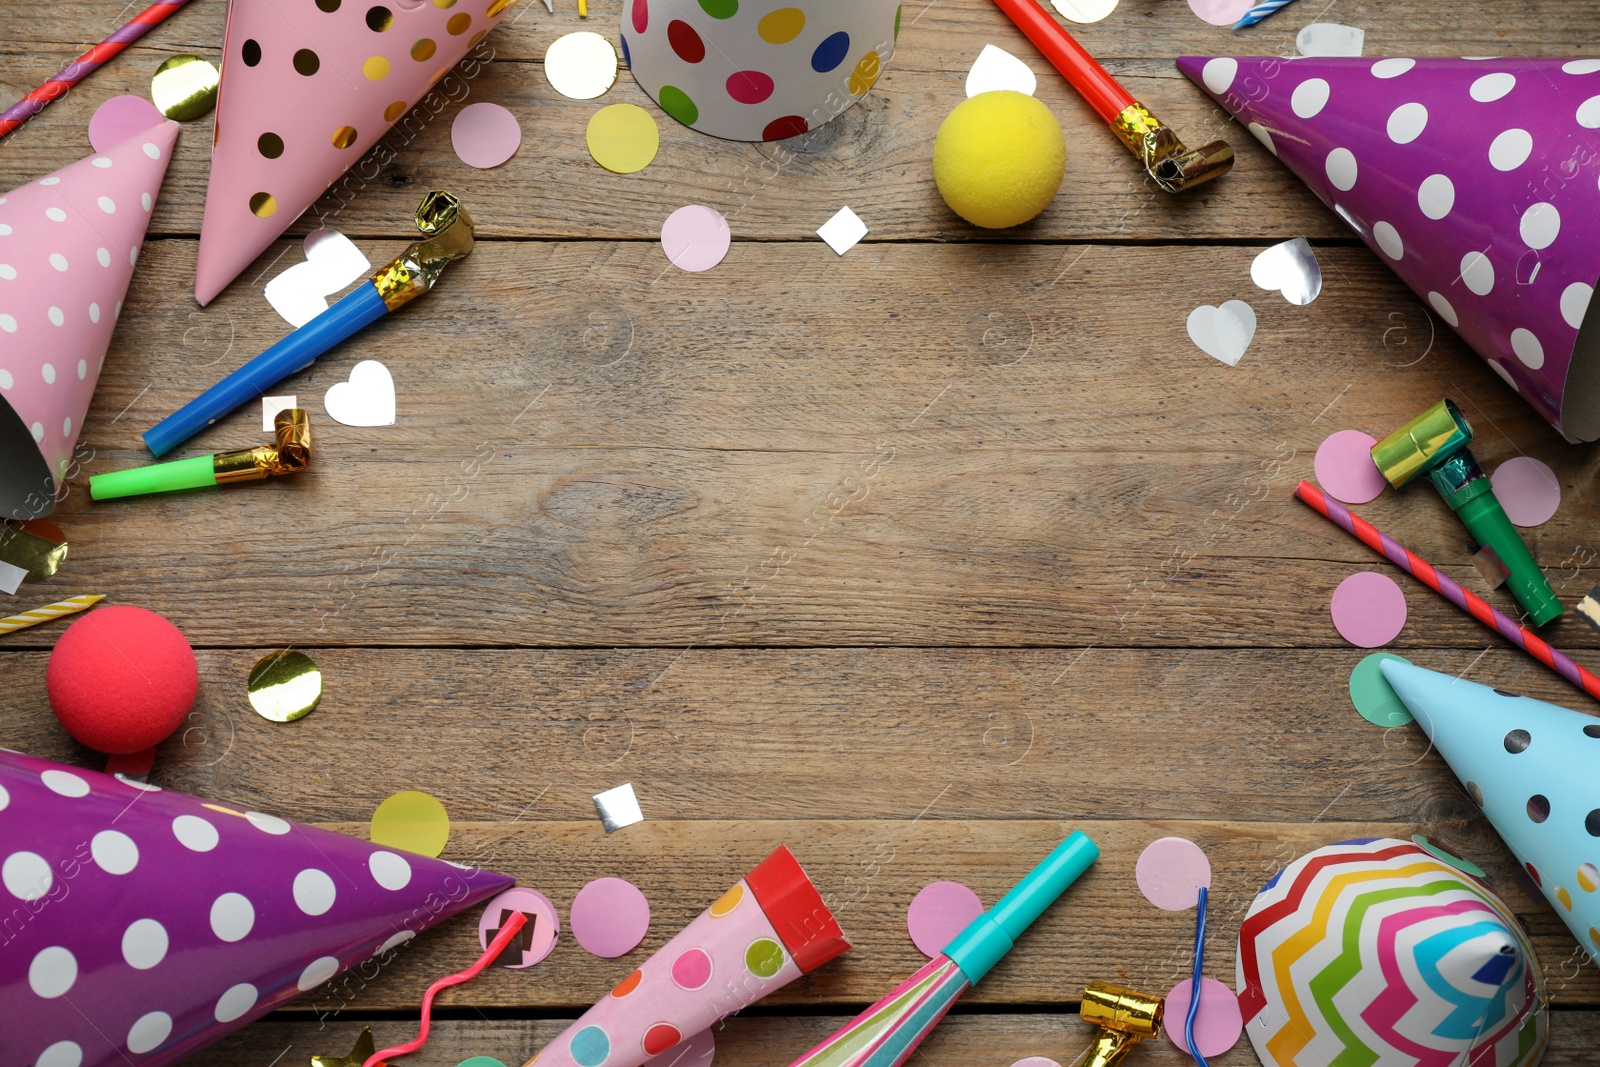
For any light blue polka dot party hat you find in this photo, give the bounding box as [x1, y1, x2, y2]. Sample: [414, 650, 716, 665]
[1382, 659, 1600, 962]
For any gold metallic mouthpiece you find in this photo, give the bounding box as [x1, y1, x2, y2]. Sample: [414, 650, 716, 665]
[1111, 103, 1235, 194]
[372, 190, 477, 311]
[1075, 981, 1164, 1067]
[213, 408, 313, 484]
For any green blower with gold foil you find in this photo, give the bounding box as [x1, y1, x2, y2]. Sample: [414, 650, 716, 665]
[1371, 399, 1561, 626]
[91, 408, 311, 501]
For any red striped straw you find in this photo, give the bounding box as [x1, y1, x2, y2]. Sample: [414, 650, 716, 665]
[1295, 479, 1600, 704]
[0, 0, 193, 138]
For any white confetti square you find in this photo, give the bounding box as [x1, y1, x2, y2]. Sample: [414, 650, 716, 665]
[262, 396, 297, 432]
[818, 206, 869, 256]
[593, 782, 643, 832]
[0, 559, 25, 595]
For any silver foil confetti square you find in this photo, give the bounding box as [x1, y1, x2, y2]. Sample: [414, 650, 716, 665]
[593, 782, 643, 833]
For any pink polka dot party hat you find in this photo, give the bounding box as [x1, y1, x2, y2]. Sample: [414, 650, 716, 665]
[0, 747, 514, 1067]
[0, 121, 178, 520]
[1180, 56, 1600, 442]
[194, 0, 518, 306]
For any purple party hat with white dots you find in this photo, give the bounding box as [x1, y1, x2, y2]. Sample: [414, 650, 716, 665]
[1180, 56, 1600, 442]
[1379, 660, 1600, 965]
[0, 748, 513, 1067]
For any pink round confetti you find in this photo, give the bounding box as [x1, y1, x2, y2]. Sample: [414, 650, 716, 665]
[1164, 977, 1244, 1058]
[569, 876, 651, 958]
[1314, 429, 1387, 505]
[1136, 837, 1211, 911]
[1186, 0, 1255, 26]
[661, 205, 731, 272]
[1330, 571, 1408, 648]
[645, 1026, 714, 1067]
[88, 95, 166, 153]
[1009, 1060, 1062, 1067]
[1491, 456, 1561, 527]
[907, 880, 984, 958]
[451, 102, 522, 169]
[477, 886, 560, 968]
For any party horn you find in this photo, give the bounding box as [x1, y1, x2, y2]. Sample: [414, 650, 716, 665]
[783, 832, 1100, 1067]
[522, 845, 849, 1067]
[990, 0, 1232, 193]
[92, 408, 311, 500]
[143, 191, 473, 457]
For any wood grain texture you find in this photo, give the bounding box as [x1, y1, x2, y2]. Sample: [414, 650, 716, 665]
[3, 241, 1595, 648]
[184, 1012, 1600, 1067]
[5, 0, 1600, 1062]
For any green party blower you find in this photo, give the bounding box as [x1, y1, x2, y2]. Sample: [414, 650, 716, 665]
[1371, 399, 1561, 626]
[783, 831, 1100, 1067]
[90, 408, 311, 501]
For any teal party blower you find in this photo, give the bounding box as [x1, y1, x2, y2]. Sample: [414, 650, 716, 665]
[142, 191, 474, 457]
[782, 832, 1100, 1067]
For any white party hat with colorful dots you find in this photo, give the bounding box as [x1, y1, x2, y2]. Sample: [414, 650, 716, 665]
[1180, 56, 1600, 442]
[1380, 659, 1600, 964]
[0, 120, 179, 520]
[0, 747, 514, 1067]
[194, 0, 518, 306]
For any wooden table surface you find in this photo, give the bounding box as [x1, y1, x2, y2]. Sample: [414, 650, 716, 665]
[6, 0, 1600, 1064]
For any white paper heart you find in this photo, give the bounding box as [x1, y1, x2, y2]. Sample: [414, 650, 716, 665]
[965, 44, 1037, 98]
[323, 360, 396, 426]
[1187, 301, 1257, 367]
[264, 229, 372, 328]
[1251, 238, 1323, 305]
[1051, 0, 1119, 23]
[1296, 23, 1365, 57]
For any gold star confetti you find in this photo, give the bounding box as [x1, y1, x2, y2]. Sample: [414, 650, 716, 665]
[311, 1027, 387, 1067]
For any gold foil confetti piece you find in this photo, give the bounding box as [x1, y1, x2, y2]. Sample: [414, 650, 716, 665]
[371, 790, 451, 857]
[246, 649, 323, 722]
[0, 519, 69, 583]
[592, 782, 643, 832]
[311, 1027, 380, 1067]
[151, 55, 220, 121]
[544, 31, 618, 101]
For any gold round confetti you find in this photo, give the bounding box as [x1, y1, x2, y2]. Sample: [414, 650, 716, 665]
[447, 11, 471, 34]
[331, 125, 358, 149]
[316, 0, 341, 10]
[249, 192, 277, 217]
[293, 48, 321, 76]
[371, 790, 451, 857]
[433, 0, 457, 7]
[246, 650, 322, 723]
[363, 55, 391, 80]
[486, 0, 517, 15]
[384, 100, 409, 121]
[150, 55, 220, 121]
[365, 4, 394, 30]
[257, 131, 284, 158]
[411, 37, 437, 61]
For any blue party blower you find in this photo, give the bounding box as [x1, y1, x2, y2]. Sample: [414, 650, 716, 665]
[144, 191, 475, 457]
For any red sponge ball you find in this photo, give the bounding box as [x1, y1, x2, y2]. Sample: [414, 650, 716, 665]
[46, 605, 198, 754]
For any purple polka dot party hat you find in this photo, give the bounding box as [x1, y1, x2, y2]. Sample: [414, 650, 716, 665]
[0, 747, 513, 1067]
[1180, 56, 1600, 442]
[1380, 659, 1600, 966]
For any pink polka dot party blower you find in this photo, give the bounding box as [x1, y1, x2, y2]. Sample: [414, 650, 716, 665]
[520, 845, 851, 1067]
[1181, 55, 1600, 442]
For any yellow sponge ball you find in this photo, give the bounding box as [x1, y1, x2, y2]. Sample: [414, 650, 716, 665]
[934, 90, 1066, 229]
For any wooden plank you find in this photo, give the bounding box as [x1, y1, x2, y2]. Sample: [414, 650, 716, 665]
[8, 241, 1593, 648]
[4, 1, 1598, 242]
[185, 1011, 1600, 1067]
[0, 647, 1588, 826]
